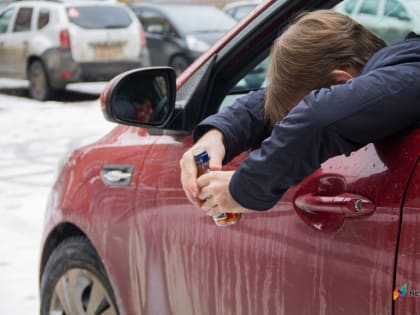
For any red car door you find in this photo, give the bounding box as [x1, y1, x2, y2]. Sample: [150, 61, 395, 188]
[395, 152, 420, 314]
[126, 128, 420, 315]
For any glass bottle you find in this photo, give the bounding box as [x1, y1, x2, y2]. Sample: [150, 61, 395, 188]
[192, 146, 243, 227]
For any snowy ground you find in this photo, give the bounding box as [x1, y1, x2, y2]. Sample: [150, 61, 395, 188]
[0, 79, 116, 314]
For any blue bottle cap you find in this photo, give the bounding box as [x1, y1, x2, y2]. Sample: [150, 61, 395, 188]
[193, 146, 209, 164]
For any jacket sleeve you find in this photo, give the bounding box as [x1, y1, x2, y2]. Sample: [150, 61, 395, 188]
[193, 89, 271, 163]
[230, 62, 420, 210]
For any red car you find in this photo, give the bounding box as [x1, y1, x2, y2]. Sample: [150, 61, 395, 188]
[39, 0, 420, 314]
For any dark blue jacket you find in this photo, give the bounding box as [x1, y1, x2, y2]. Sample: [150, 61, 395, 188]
[194, 33, 420, 210]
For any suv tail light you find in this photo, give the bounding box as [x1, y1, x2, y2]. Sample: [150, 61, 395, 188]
[60, 29, 71, 49]
[140, 27, 147, 47]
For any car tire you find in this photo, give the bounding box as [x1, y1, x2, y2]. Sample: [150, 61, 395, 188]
[40, 237, 119, 315]
[28, 60, 53, 101]
[170, 55, 189, 76]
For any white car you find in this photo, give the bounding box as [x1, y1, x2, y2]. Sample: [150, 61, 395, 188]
[0, 0, 9, 11]
[223, 0, 261, 20]
[334, 0, 420, 44]
[0, 0, 147, 100]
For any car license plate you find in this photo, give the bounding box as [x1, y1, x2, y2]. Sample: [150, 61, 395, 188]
[93, 44, 123, 59]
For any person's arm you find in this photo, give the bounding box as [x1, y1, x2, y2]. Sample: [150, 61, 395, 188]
[180, 129, 226, 208]
[230, 64, 420, 210]
[193, 89, 271, 163]
[181, 89, 270, 209]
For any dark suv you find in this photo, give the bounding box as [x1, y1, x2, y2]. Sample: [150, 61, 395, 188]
[129, 3, 235, 75]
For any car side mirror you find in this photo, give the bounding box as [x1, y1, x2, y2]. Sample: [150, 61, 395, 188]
[101, 67, 176, 128]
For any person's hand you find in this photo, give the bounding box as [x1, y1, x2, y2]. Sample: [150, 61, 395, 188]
[197, 170, 252, 216]
[180, 129, 226, 207]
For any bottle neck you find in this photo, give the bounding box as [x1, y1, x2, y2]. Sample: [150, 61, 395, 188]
[196, 161, 210, 177]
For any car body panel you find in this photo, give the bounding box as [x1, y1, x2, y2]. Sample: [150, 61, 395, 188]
[131, 131, 417, 314]
[43, 123, 420, 314]
[65, 4, 141, 63]
[395, 157, 420, 314]
[40, 0, 420, 314]
[8, 32, 30, 76]
[68, 25, 141, 62]
[42, 125, 158, 315]
[145, 32, 191, 67]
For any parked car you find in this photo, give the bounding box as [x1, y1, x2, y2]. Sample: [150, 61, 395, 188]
[223, 0, 260, 20]
[0, 0, 9, 11]
[0, 0, 146, 100]
[128, 3, 236, 75]
[39, 0, 420, 314]
[334, 0, 420, 44]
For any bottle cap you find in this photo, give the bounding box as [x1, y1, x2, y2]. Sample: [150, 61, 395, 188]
[192, 146, 209, 164]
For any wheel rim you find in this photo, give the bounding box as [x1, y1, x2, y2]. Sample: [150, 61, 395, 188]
[49, 268, 118, 315]
[30, 64, 46, 99]
[171, 57, 188, 76]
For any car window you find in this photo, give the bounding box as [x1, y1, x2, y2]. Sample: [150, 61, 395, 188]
[359, 0, 379, 15]
[134, 8, 177, 37]
[224, 8, 234, 16]
[66, 5, 132, 29]
[165, 6, 235, 33]
[13, 7, 32, 32]
[222, 56, 269, 111]
[344, 0, 358, 13]
[232, 5, 256, 20]
[37, 7, 49, 29]
[224, 0, 420, 111]
[385, 0, 410, 20]
[0, 7, 13, 33]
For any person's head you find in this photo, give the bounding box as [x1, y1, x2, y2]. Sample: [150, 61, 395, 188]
[265, 10, 386, 125]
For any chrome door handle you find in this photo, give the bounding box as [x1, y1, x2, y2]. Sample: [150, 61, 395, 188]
[294, 192, 376, 233]
[295, 193, 375, 217]
[101, 165, 134, 186]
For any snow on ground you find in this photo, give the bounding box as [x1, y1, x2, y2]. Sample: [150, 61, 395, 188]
[0, 79, 116, 314]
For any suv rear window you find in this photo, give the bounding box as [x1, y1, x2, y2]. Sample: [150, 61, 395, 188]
[66, 6, 132, 29]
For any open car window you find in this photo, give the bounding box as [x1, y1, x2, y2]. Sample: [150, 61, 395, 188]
[220, 0, 420, 113]
[219, 56, 269, 112]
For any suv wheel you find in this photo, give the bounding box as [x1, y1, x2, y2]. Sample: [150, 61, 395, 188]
[28, 60, 53, 101]
[40, 237, 119, 315]
[170, 55, 189, 76]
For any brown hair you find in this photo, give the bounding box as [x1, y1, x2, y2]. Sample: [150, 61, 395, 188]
[265, 10, 386, 125]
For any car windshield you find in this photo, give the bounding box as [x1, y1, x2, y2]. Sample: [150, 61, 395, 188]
[66, 5, 132, 29]
[164, 6, 236, 33]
